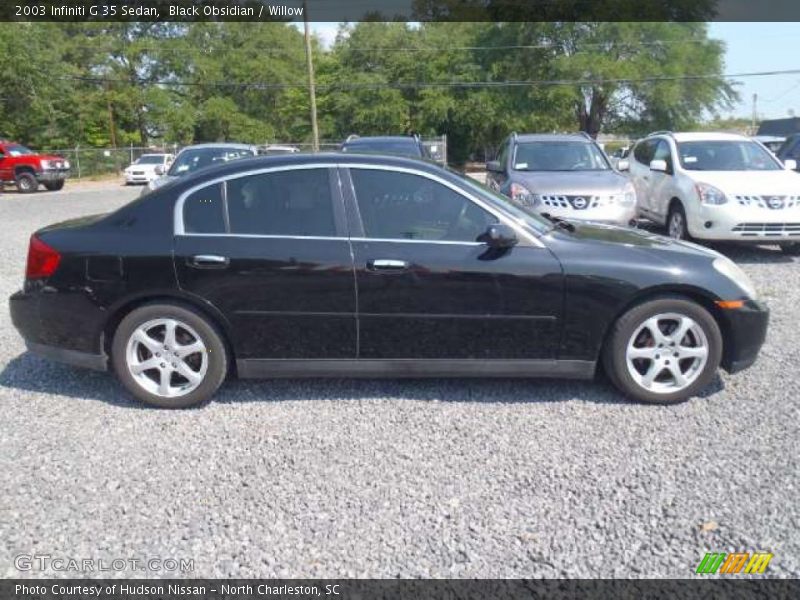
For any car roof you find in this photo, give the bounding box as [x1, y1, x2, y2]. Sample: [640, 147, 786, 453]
[513, 133, 594, 143]
[178, 143, 256, 151]
[651, 132, 751, 142]
[344, 136, 419, 144]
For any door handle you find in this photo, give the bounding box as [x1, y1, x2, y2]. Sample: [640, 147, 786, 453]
[367, 259, 409, 272]
[189, 254, 229, 268]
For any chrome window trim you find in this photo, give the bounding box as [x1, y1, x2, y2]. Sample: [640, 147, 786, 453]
[174, 162, 543, 247]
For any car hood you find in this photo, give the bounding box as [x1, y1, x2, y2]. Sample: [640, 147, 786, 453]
[688, 169, 800, 195]
[565, 220, 721, 262]
[512, 170, 629, 195]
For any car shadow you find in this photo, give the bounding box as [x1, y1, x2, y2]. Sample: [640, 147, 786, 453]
[706, 242, 796, 265]
[0, 351, 724, 410]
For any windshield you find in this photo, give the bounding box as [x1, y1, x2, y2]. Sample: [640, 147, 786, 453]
[677, 141, 781, 171]
[513, 141, 610, 171]
[168, 147, 253, 176]
[136, 155, 166, 165]
[447, 167, 551, 234]
[5, 144, 35, 157]
[343, 140, 423, 157]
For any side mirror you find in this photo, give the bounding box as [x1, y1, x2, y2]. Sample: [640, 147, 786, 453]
[486, 160, 502, 173]
[649, 159, 668, 172]
[479, 223, 518, 248]
[154, 165, 165, 176]
[617, 159, 630, 171]
[784, 159, 797, 171]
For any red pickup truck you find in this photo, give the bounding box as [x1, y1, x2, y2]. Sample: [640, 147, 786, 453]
[0, 140, 70, 193]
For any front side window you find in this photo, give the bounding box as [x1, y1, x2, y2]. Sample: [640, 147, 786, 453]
[183, 183, 225, 234]
[677, 141, 781, 171]
[512, 141, 610, 172]
[226, 168, 337, 237]
[351, 169, 497, 242]
[652, 140, 673, 171]
[634, 139, 656, 165]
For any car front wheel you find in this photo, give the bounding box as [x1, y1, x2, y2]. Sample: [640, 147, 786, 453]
[667, 203, 689, 240]
[603, 297, 722, 404]
[16, 172, 38, 193]
[112, 303, 228, 408]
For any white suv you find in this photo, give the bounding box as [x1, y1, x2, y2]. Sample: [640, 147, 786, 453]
[626, 132, 800, 253]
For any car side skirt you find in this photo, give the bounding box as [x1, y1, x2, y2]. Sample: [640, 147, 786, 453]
[237, 358, 596, 379]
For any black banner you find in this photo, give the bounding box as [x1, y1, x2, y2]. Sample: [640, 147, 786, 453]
[4, 0, 800, 22]
[2, 580, 800, 600]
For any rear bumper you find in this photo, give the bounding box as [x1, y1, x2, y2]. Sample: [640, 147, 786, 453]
[10, 289, 107, 371]
[720, 299, 769, 374]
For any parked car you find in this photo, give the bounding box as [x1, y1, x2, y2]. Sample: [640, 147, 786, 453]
[0, 140, 70, 193]
[486, 133, 637, 227]
[124, 153, 174, 185]
[10, 153, 767, 408]
[259, 144, 300, 155]
[754, 135, 786, 154]
[775, 133, 800, 172]
[145, 143, 257, 193]
[625, 131, 800, 253]
[341, 135, 428, 159]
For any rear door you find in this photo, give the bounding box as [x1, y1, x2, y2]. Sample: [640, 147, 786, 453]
[341, 165, 563, 360]
[173, 165, 357, 360]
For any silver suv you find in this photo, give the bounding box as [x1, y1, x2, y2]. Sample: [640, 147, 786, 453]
[486, 133, 637, 226]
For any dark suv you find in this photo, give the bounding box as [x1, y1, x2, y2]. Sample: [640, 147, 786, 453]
[341, 135, 428, 159]
[486, 133, 637, 227]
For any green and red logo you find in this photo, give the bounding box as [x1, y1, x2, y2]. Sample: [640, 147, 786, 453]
[696, 552, 773, 575]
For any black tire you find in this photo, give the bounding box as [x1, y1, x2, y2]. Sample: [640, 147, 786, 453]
[602, 297, 722, 404]
[15, 171, 38, 193]
[780, 242, 800, 256]
[43, 180, 65, 191]
[667, 202, 689, 240]
[111, 302, 228, 408]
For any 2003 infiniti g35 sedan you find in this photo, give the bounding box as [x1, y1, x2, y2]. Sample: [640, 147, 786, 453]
[10, 154, 768, 408]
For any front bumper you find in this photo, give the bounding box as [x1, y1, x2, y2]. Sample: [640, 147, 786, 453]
[687, 202, 800, 242]
[719, 299, 769, 374]
[537, 203, 637, 227]
[37, 169, 70, 182]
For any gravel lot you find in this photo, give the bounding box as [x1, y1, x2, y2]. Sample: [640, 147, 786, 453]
[0, 183, 798, 579]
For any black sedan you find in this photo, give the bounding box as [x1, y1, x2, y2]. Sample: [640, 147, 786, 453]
[10, 154, 768, 408]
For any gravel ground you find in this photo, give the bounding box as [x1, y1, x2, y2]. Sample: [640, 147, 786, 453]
[0, 183, 798, 579]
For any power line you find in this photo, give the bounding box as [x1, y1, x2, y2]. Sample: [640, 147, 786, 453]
[55, 68, 800, 90]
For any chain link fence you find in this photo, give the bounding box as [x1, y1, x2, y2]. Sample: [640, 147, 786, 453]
[44, 135, 449, 179]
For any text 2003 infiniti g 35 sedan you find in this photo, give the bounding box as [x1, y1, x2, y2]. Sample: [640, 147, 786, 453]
[10, 154, 768, 408]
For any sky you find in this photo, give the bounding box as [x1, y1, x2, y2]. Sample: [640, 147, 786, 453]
[298, 22, 800, 121]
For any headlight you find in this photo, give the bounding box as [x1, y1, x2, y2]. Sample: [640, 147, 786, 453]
[63, 160, 70, 169]
[696, 182, 727, 205]
[40, 160, 52, 169]
[713, 257, 757, 299]
[509, 182, 535, 206]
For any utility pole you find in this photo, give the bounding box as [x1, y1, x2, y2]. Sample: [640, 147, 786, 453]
[751, 93, 758, 134]
[303, 0, 320, 152]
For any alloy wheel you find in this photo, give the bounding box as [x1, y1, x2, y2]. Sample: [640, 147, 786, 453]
[125, 318, 208, 398]
[668, 211, 685, 239]
[625, 312, 709, 394]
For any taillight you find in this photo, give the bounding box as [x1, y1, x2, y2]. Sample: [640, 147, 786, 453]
[26, 235, 61, 279]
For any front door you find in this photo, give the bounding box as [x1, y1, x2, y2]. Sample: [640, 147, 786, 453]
[341, 166, 563, 360]
[173, 166, 357, 360]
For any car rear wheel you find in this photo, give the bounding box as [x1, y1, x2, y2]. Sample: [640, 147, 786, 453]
[667, 203, 689, 240]
[603, 297, 722, 404]
[112, 303, 228, 408]
[15, 172, 38, 193]
[43, 180, 65, 191]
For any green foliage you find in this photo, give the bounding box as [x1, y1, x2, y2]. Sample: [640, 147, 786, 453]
[0, 21, 735, 161]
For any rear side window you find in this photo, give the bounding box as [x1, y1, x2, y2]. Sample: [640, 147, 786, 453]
[226, 168, 337, 237]
[350, 169, 497, 242]
[183, 183, 225, 234]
